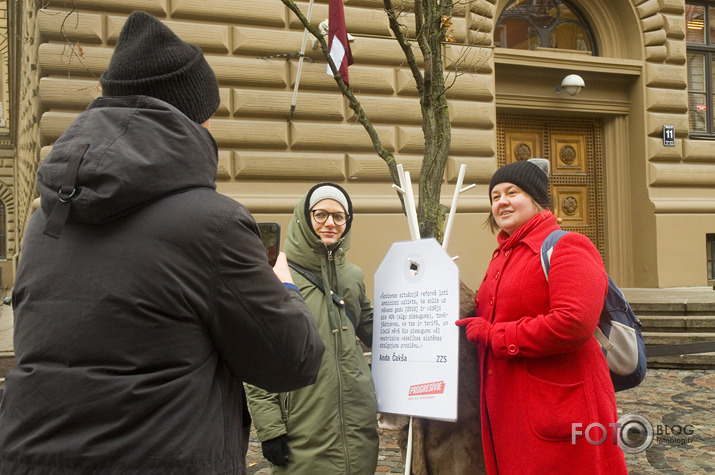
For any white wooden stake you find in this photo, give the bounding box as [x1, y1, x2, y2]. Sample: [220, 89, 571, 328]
[404, 416, 414, 475]
[393, 165, 421, 241]
[393, 164, 419, 475]
[442, 164, 476, 252]
[400, 168, 421, 241]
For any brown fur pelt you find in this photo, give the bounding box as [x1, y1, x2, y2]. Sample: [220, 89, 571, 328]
[385, 280, 485, 475]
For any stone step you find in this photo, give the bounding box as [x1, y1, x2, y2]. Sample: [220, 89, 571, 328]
[642, 332, 715, 369]
[628, 302, 715, 316]
[642, 331, 715, 346]
[622, 288, 715, 316]
[637, 315, 715, 332]
[646, 352, 715, 369]
[635, 310, 715, 369]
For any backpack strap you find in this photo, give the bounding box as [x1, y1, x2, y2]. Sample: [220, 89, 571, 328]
[287, 260, 358, 331]
[593, 326, 614, 351]
[540, 230, 613, 350]
[540, 229, 569, 280]
[43, 143, 90, 239]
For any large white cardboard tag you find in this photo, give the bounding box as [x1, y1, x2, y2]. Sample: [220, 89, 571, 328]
[372, 238, 459, 421]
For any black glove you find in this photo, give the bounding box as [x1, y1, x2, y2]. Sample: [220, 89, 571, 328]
[261, 434, 290, 466]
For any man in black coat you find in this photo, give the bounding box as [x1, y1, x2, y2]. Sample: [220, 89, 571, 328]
[0, 11, 324, 474]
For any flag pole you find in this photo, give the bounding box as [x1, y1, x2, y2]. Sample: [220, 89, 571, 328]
[290, 0, 315, 120]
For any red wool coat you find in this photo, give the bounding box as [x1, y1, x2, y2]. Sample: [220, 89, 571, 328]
[475, 211, 628, 474]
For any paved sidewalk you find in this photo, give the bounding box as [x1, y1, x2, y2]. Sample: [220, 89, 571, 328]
[246, 368, 715, 474]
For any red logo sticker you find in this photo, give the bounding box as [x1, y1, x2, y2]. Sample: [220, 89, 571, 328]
[408, 381, 445, 397]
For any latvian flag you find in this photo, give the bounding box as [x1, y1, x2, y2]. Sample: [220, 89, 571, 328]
[327, 0, 353, 85]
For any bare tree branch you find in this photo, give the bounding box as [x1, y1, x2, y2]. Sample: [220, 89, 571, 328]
[280, 0, 402, 190]
[383, 0, 424, 94]
[278, 0, 483, 240]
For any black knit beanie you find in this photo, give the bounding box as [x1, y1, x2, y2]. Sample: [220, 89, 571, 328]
[489, 159, 550, 208]
[99, 11, 220, 124]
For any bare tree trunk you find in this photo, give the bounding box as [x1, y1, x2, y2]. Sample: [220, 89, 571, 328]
[399, 281, 485, 475]
[279, 3, 484, 473]
[414, 0, 452, 240]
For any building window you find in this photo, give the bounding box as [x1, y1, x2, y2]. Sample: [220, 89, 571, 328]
[686, 2, 715, 135]
[495, 0, 596, 55]
[708, 234, 715, 281]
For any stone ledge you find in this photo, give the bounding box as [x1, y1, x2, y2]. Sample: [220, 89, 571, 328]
[646, 353, 715, 369]
[0, 356, 15, 379]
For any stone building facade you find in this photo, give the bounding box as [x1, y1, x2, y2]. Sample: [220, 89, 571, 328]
[4, 0, 715, 293]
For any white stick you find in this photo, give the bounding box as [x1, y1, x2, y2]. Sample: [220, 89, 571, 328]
[404, 416, 413, 475]
[394, 165, 419, 241]
[401, 171, 421, 241]
[289, 0, 315, 120]
[443, 164, 475, 252]
[396, 163, 405, 187]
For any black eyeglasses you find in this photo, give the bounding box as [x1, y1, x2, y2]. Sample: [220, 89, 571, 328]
[311, 209, 349, 226]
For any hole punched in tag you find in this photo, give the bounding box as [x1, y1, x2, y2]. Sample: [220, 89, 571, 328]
[408, 258, 420, 276]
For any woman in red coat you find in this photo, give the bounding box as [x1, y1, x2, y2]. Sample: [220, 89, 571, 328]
[457, 159, 628, 474]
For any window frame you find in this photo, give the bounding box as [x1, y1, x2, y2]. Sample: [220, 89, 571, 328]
[495, 0, 598, 55]
[687, 1, 715, 138]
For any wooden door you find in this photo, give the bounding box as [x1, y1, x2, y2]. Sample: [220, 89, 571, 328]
[497, 114, 605, 255]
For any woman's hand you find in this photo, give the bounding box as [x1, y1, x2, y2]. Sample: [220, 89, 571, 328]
[272, 252, 294, 284]
[455, 317, 493, 347]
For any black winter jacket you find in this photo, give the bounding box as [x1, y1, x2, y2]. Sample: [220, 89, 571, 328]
[0, 96, 324, 474]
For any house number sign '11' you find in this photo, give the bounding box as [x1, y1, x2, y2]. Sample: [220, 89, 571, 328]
[662, 125, 675, 147]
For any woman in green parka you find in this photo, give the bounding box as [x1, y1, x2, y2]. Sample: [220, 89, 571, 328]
[245, 183, 379, 474]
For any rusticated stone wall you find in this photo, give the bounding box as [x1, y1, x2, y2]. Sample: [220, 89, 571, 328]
[0, 0, 41, 287]
[33, 0, 497, 217]
[9, 0, 715, 289]
[14, 2, 41, 263]
[0, 0, 13, 278]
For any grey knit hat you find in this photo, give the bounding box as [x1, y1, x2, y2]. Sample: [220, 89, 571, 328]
[489, 158, 550, 208]
[99, 11, 220, 124]
[308, 185, 350, 213]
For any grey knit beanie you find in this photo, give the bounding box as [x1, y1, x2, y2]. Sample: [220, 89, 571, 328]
[99, 11, 220, 124]
[489, 158, 550, 208]
[309, 185, 350, 213]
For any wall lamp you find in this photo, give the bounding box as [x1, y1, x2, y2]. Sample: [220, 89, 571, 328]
[554, 74, 585, 96]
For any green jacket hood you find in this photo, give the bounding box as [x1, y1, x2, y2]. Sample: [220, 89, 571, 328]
[284, 187, 352, 272]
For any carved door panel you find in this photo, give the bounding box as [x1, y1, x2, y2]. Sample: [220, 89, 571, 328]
[497, 114, 605, 255]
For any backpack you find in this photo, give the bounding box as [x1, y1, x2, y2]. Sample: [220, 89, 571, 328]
[540, 230, 647, 392]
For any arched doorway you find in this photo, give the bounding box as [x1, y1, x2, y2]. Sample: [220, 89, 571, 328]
[493, 0, 642, 281]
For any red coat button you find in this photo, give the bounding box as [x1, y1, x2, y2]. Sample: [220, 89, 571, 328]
[508, 344, 517, 353]
[494, 271, 500, 280]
